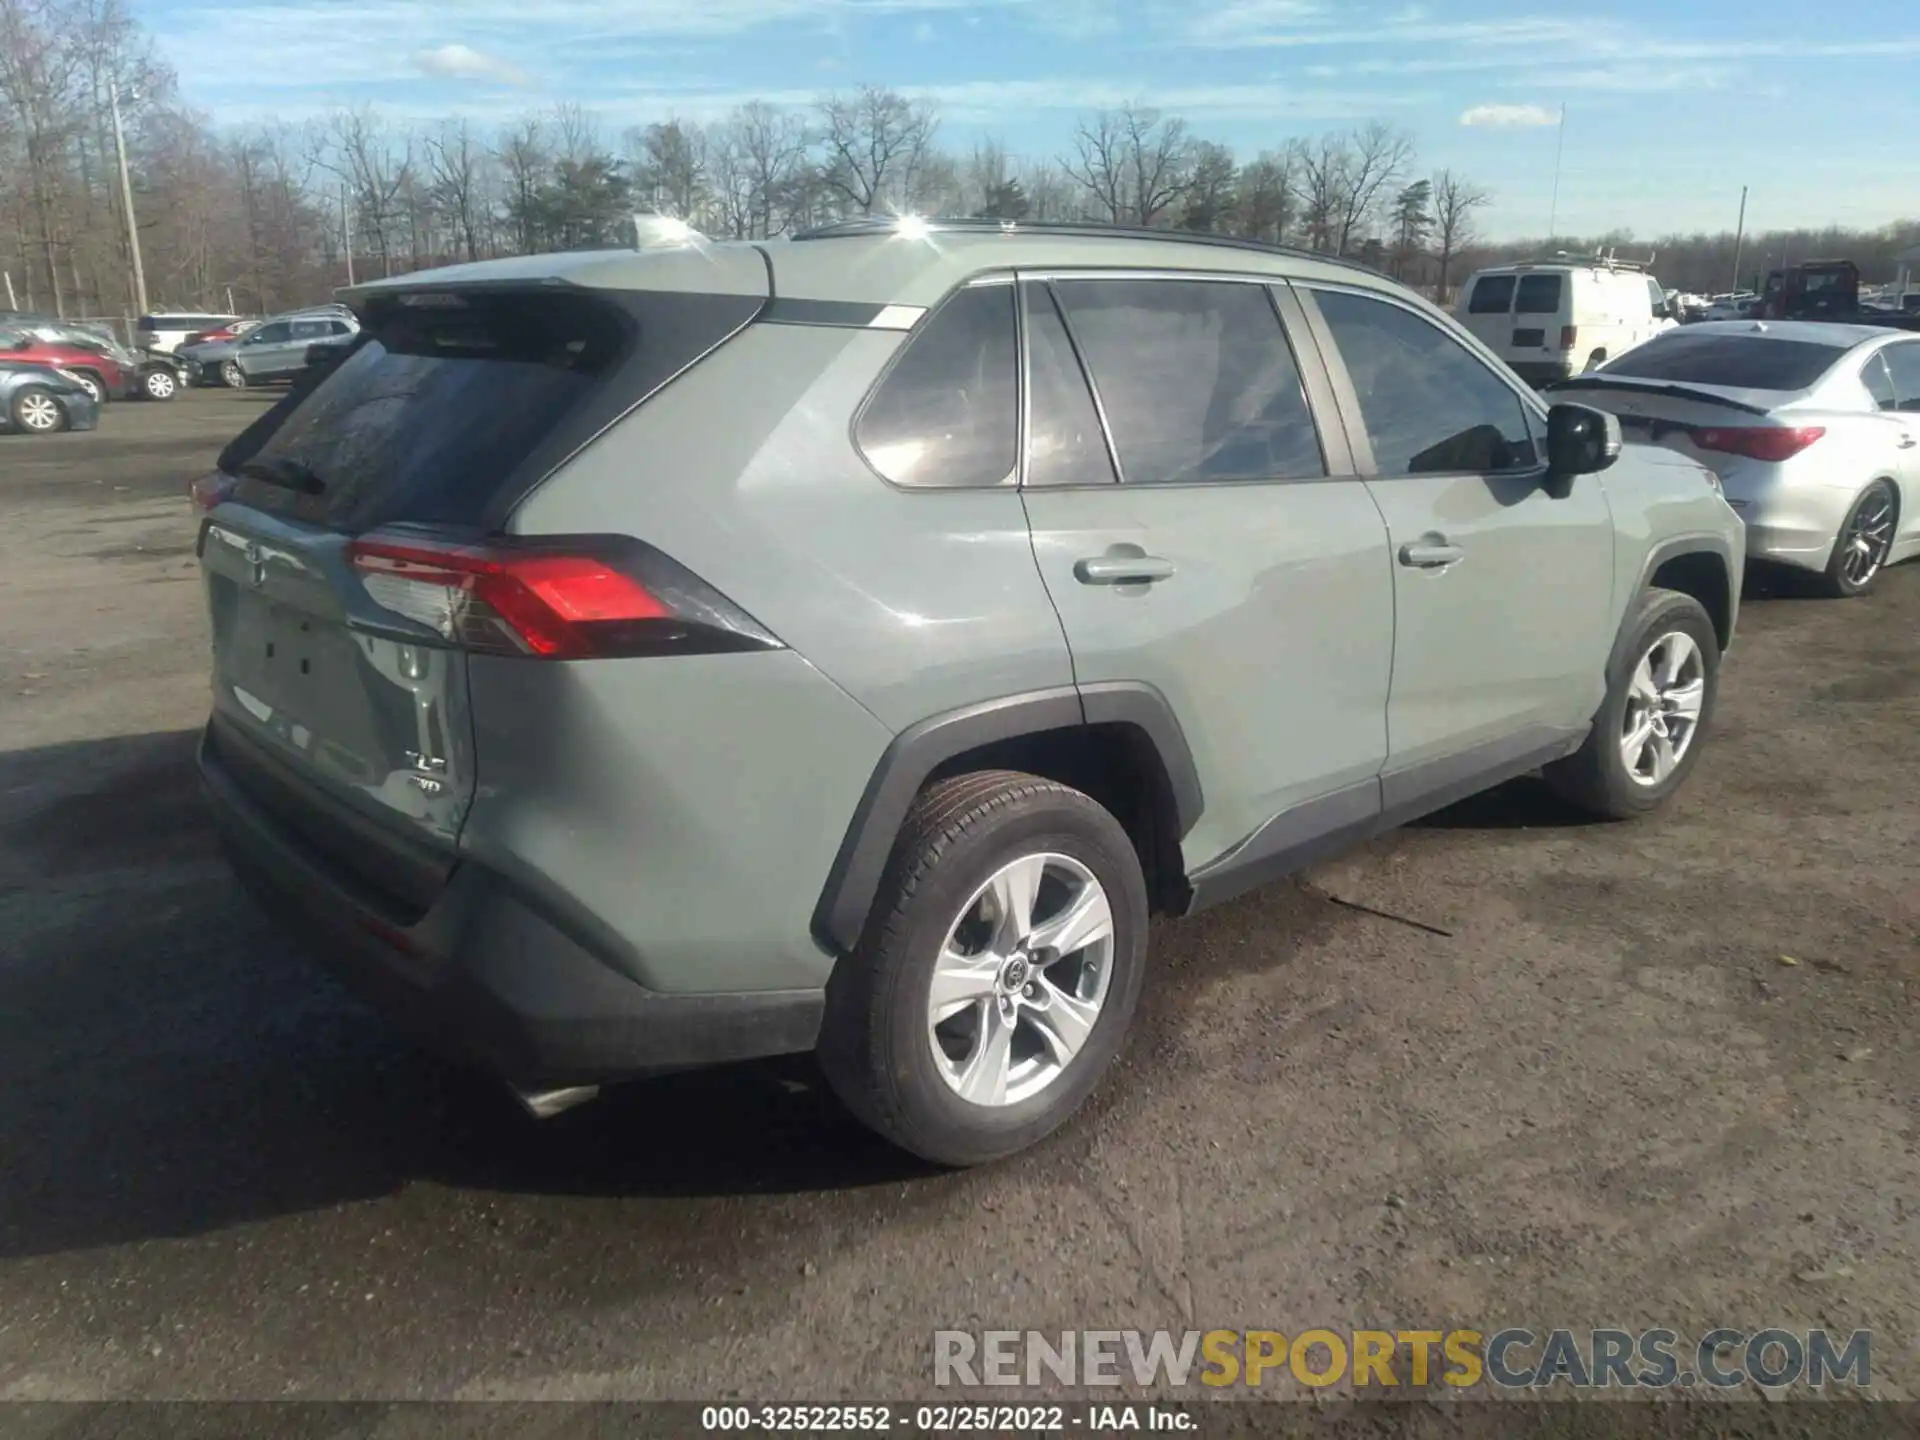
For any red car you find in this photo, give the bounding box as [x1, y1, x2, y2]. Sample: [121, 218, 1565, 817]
[0, 326, 178, 403]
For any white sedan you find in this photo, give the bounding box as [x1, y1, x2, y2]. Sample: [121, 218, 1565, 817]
[1547, 321, 1920, 597]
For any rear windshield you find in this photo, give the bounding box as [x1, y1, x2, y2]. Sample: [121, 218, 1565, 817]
[1514, 275, 1563, 314]
[1600, 331, 1843, 391]
[223, 287, 756, 531]
[1467, 275, 1516, 314]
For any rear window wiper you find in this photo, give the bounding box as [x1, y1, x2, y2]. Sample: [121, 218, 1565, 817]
[236, 455, 326, 495]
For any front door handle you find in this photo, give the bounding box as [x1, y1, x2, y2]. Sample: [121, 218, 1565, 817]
[1399, 539, 1464, 569]
[1899, 434, 1917, 450]
[1074, 555, 1176, 586]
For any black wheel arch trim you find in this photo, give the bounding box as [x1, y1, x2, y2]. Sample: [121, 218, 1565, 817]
[813, 683, 1203, 956]
[1632, 531, 1739, 652]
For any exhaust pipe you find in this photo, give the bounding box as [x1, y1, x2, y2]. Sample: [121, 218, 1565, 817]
[511, 1084, 601, 1119]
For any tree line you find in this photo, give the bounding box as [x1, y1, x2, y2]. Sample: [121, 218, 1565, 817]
[3, 0, 1915, 325]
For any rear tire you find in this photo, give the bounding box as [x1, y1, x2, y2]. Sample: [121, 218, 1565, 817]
[10, 384, 67, 433]
[1546, 588, 1719, 820]
[1818, 480, 1897, 598]
[818, 771, 1149, 1167]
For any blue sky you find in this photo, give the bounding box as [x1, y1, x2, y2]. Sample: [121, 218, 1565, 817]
[134, 0, 1920, 238]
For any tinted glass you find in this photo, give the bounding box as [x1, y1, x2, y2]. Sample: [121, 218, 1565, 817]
[856, 284, 1017, 488]
[251, 322, 292, 344]
[1467, 275, 1516, 314]
[1863, 354, 1898, 412]
[291, 320, 328, 340]
[1314, 289, 1535, 476]
[1023, 283, 1115, 487]
[228, 289, 630, 531]
[1882, 343, 1920, 412]
[1601, 331, 1842, 391]
[1514, 274, 1563, 314]
[1646, 279, 1668, 317]
[1052, 279, 1325, 484]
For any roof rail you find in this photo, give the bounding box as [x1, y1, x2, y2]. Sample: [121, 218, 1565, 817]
[789, 215, 1385, 277]
[1520, 248, 1656, 272]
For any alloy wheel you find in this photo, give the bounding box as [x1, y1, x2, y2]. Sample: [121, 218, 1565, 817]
[1620, 631, 1706, 787]
[145, 368, 176, 400]
[221, 360, 246, 389]
[18, 394, 61, 431]
[1840, 487, 1896, 590]
[927, 852, 1115, 1108]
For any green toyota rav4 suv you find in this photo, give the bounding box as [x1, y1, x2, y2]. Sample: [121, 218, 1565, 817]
[195, 218, 1745, 1165]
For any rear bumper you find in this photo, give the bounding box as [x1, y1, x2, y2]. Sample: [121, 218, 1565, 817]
[198, 722, 825, 1086]
[1510, 359, 1576, 387]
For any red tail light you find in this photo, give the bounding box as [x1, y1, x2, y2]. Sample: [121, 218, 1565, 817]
[190, 472, 235, 510]
[1559, 325, 1579, 351]
[346, 532, 780, 660]
[1692, 426, 1826, 463]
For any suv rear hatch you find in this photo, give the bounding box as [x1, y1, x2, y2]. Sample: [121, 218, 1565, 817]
[197, 259, 768, 916]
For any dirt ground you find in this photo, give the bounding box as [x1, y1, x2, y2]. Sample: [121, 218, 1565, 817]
[0, 392, 1914, 1403]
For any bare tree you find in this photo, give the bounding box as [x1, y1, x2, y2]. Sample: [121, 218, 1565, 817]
[1430, 168, 1492, 304]
[315, 106, 410, 277]
[1063, 104, 1193, 226]
[1235, 147, 1297, 244]
[631, 117, 703, 219]
[1322, 122, 1413, 256]
[1293, 134, 1348, 253]
[816, 85, 938, 215]
[495, 116, 550, 254]
[1180, 140, 1238, 232]
[426, 118, 484, 262]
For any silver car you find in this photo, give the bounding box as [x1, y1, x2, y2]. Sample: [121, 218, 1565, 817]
[182, 307, 358, 388]
[1550, 321, 1920, 596]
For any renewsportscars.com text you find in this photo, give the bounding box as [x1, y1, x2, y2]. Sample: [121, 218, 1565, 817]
[933, 1328, 1871, 1391]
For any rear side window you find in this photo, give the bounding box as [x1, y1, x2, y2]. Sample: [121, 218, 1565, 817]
[1601, 331, 1842, 391]
[856, 284, 1018, 488]
[1467, 275, 1515, 314]
[227, 289, 639, 531]
[1314, 288, 1535, 475]
[1883, 343, 1920, 412]
[1514, 274, 1563, 314]
[1051, 278, 1325, 484]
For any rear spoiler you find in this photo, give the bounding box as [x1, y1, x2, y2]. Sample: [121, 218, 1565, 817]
[1541, 377, 1774, 418]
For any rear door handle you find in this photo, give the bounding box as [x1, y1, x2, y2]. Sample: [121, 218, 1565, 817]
[1399, 540, 1464, 569]
[1899, 435, 1917, 449]
[1074, 555, 1176, 586]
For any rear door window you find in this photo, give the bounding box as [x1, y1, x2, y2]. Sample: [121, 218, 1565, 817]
[1022, 283, 1116, 487]
[1514, 275, 1564, 314]
[855, 283, 1018, 488]
[248, 322, 293, 345]
[1600, 331, 1843, 390]
[1312, 288, 1536, 475]
[1050, 277, 1325, 484]
[1863, 353, 1898, 412]
[1467, 275, 1516, 314]
[1882, 343, 1920, 412]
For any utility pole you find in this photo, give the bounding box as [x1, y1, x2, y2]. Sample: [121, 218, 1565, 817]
[1546, 103, 1568, 241]
[108, 76, 149, 318]
[1730, 185, 1749, 294]
[342, 184, 356, 286]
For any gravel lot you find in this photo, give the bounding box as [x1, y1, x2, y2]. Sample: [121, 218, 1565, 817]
[0, 392, 1915, 1403]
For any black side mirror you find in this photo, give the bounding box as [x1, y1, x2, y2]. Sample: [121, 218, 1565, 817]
[1544, 403, 1622, 497]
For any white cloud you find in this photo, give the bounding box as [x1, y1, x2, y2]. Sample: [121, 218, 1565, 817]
[912, 19, 938, 41]
[1460, 103, 1561, 128]
[413, 43, 527, 84]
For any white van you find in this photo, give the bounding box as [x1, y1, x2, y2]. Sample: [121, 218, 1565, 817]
[1455, 257, 1677, 386]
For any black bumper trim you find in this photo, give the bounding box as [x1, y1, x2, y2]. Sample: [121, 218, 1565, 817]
[199, 723, 825, 1084]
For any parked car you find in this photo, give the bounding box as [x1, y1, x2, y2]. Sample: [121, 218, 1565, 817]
[234, 311, 358, 385]
[0, 361, 99, 434]
[1548, 321, 1920, 596]
[194, 219, 1744, 1165]
[0, 327, 133, 405]
[188, 319, 261, 345]
[14, 321, 184, 401]
[137, 311, 243, 354]
[182, 308, 357, 388]
[1704, 294, 1761, 322]
[1455, 255, 1678, 385]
